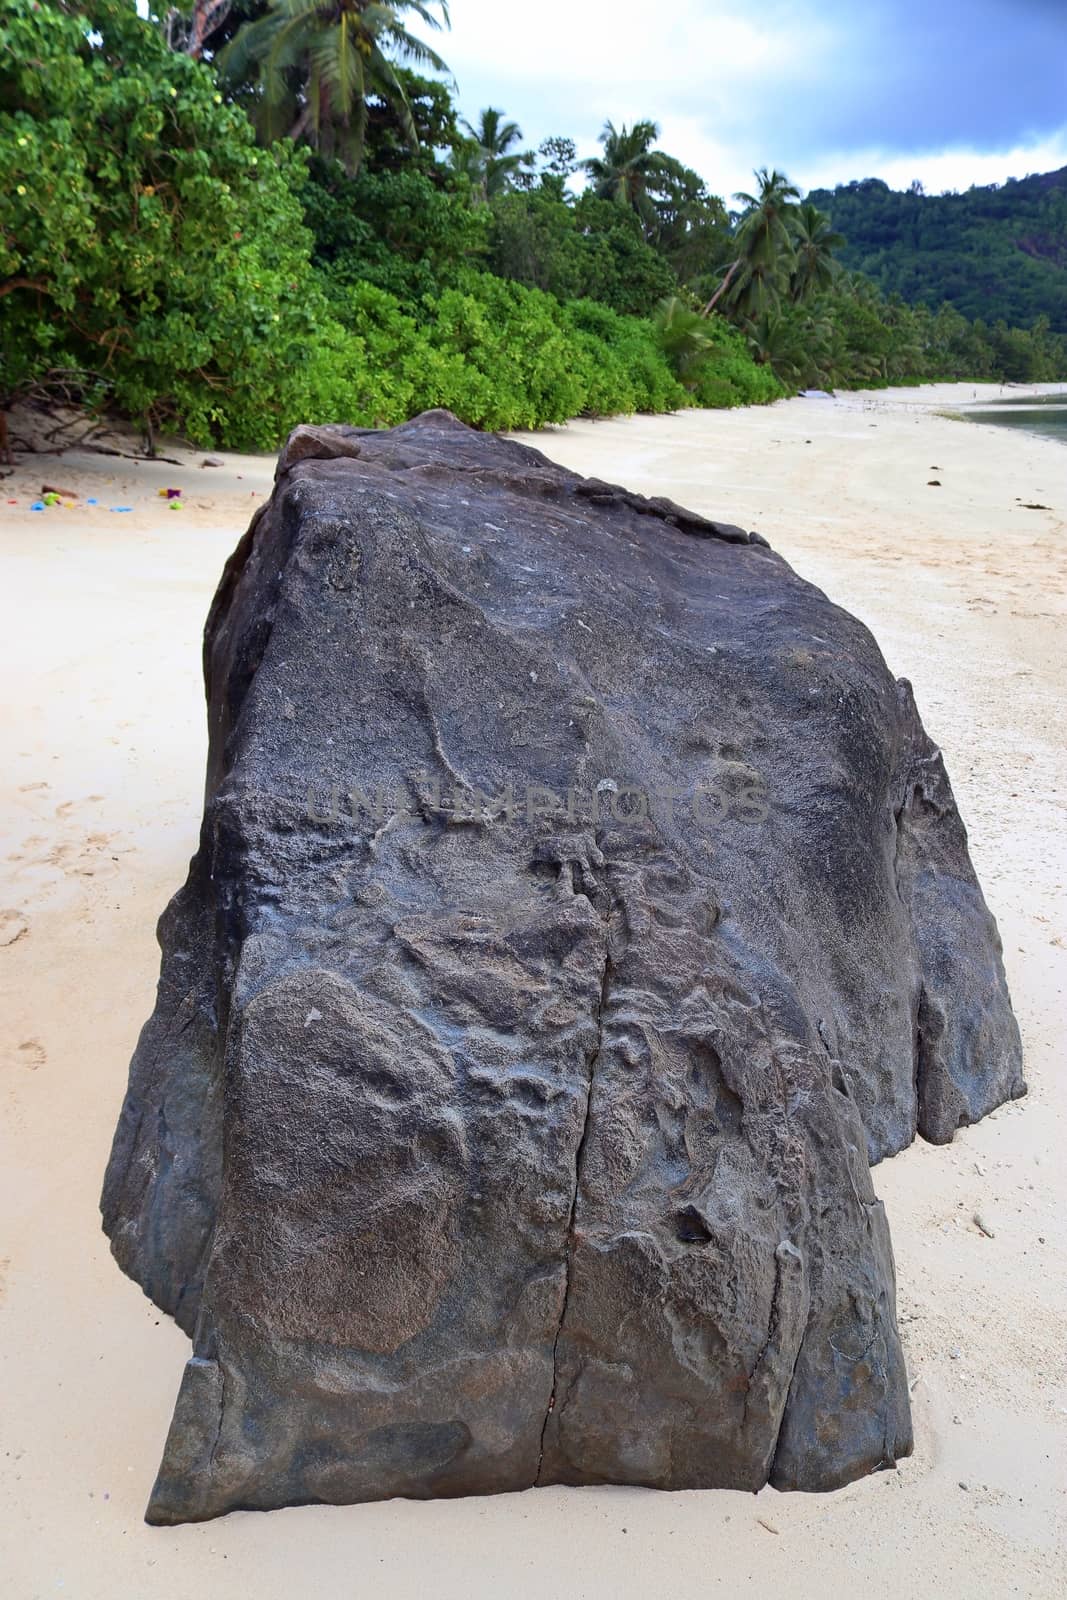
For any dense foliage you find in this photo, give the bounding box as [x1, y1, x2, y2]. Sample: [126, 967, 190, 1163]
[487, 190, 680, 316]
[809, 171, 1067, 336]
[216, 0, 450, 175]
[1, 1, 1063, 451]
[0, 0, 329, 443]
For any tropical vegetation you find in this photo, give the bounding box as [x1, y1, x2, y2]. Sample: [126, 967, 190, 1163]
[1, 0, 1064, 451]
[217, 0, 450, 174]
[809, 170, 1067, 335]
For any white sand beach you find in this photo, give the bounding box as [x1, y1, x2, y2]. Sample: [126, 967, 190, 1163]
[1, 385, 1064, 1597]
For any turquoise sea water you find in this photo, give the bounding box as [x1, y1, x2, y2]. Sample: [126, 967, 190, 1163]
[959, 392, 1067, 444]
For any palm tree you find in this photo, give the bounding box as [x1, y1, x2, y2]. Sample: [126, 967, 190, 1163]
[747, 304, 834, 388]
[449, 136, 488, 198]
[703, 168, 800, 318]
[458, 107, 533, 202]
[789, 202, 845, 303]
[218, 0, 450, 175]
[652, 295, 715, 388]
[460, 108, 534, 200]
[581, 120, 687, 236]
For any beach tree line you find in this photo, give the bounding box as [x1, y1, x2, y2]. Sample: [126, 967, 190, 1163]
[1, 0, 1063, 450]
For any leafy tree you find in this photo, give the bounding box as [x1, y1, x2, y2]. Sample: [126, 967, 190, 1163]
[537, 136, 578, 184]
[488, 189, 677, 316]
[569, 193, 678, 311]
[218, 0, 449, 174]
[361, 69, 460, 172]
[487, 188, 583, 298]
[986, 314, 1062, 381]
[653, 167, 733, 291]
[300, 156, 488, 299]
[448, 137, 490, 197]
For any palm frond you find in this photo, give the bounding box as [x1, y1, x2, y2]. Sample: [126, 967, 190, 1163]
[380, 22, 448, 71]
[222, 0, 450, 169]
[367, 43, 418, 149]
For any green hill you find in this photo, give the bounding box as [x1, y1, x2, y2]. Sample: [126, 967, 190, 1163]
[808, 169, 1067, 334]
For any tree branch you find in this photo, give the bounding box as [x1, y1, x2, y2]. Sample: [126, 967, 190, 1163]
[0, 278, 49, 299]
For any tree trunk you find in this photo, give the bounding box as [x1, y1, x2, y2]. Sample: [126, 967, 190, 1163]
[701, 257, 741, 317]
[186, 0, 233, 59]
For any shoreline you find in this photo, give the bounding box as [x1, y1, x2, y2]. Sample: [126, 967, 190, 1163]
[824, 382, 1067, 446]
[3, 379, 1066, 501]
[1, 384, 1064, 1597]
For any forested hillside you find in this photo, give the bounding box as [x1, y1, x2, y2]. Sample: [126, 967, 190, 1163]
[809, 170, 1067, 335]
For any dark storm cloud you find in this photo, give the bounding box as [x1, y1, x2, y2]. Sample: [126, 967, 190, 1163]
[777, 0, 1067, 159]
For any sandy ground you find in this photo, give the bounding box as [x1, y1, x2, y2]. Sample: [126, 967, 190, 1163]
[1, 385, 1065, 1598]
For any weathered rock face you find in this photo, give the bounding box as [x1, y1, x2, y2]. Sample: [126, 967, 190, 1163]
[101, 412, 1024, 1524]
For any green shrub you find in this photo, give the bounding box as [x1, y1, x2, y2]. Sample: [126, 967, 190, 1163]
[0, 0, 335, 446]
[301, 161, 489, 302]
[691, 317, 787, 406]
[650, 299, 786, 408]
[566, 299, 686, 413]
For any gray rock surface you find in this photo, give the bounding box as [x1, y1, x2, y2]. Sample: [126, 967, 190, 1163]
[101, 412, 1024, 1523]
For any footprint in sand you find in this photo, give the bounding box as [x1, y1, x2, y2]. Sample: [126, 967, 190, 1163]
[18, 782, 49, 794]
[0, 909, 29, 946]
[6, 834, 46, 864]
[15, 1039, 45, 1069]
[45, 832, 122, 878]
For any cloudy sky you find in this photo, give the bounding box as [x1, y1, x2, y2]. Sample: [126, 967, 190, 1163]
[439, 0, 1067, 199]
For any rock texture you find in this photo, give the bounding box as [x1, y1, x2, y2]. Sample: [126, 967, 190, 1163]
[101, 412, 1024, 1523]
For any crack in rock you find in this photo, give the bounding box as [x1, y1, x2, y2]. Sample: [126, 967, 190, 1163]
[535, 883, 616, 1483]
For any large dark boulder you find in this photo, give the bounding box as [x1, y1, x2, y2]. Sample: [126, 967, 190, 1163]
[101, 412, 1024, 1523]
